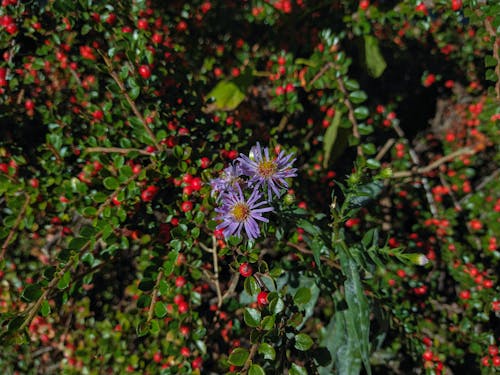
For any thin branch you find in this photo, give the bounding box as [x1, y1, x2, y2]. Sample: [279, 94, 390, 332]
[84, 147, 153, 156]
[211, 236, 223, 308]
[336, 76, 363, 157]
[391, 147, 475, 178]
[1, 193, 30, 261]
[101, 55, 160, 149]
[375, 138, 396, 161]
[308, 62, 334, 88]
[286, 242, 341, 270]
[45, 143, 63, 164]
[147, 270, 164, 324]
[484, 17, 500, 100]
[241, 343, 259, 374]
[391, 122, 438, 217]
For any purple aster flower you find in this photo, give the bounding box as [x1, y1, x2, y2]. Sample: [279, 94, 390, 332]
[214, 184, 273, 240]
[210, 163, 244, 200]
[237, 142, 297, 200]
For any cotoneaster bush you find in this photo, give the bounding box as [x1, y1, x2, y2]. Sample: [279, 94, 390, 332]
[0, 0, 499, 374]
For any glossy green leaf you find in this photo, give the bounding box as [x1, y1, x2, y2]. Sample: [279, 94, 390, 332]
[249, 364, 265, 375]
[22, 284, 43, 302]
[323, 110, 342, 169]
[57, 271, 71, 290]
[290, 363, 308, 375]
[206, 80, 245, 111]
[40, 300, 51, 317]
[339, 250, 372, 375]
[244, 307, 261, 328]
[294, 287, 312, 306]
[103, 177, 119, 190]
[295, 333, 314, 351]
[228, 347, 249, 366]
[260, 315, 275, 331]
[154, 302, 167, 318]
[349, 90, 367, 104]
[258, 343, 276, 360]
[364, 35, 387, 78]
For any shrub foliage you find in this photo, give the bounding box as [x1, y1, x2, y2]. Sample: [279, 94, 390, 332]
[0, 0, 499, 374]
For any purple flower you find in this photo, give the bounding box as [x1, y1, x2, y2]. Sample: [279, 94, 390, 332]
[238, 142, 297, 200]
[215, 184, 273, 240]
[210, 163, 244, 200]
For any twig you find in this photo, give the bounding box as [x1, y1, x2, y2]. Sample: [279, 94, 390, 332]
[241, 343, 259, 374]
[221, 273, 240, 301]
[211, 236, 223, 308]
[101, 55, 160, 149]
[439, 174, 462, 211]
[19, 254, 78, 332]
[391, 123, 438, 217]
[459, 168, 500, 204]
[308, 62, 334, 88]
[286, 242, 341, 270]
[147, 270, 164, 323]
[84, 147, 153, 156]
[375, 138, 396, 161]
[45, 143, 63, 164]
[391, 147, 475, 178]
[484, 17, 500, 100]
[1, 193, 30, 261]
[336, 77, 363, 157]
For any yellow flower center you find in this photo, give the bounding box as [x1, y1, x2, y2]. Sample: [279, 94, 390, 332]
[257, 160, 277, 178]
[231, 202, 250, 222]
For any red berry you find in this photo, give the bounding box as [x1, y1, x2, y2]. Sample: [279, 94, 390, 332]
[178, 300, 189, 314]
[451, 0, 462, 11]
[200, 157, 210, 169]
[153, 351, 162, 363]
[25, 99, 35, 111]
[493, 356, 500, 367]
[257, 291, 268, 307]
[181, 201, 193, 212]
[422, 350, 433, 362]
[138, 65, 151, 79]
[239, 263, 253, 277]
[175, 276, 186, 288]
[137, 18, 148, 30]
[359, 0, 369, 10]
[180, 347, 190, 357]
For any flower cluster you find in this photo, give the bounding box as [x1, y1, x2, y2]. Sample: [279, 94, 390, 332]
[211, 143, 297, 240]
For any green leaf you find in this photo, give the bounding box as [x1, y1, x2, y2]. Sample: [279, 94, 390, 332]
[349, 91, 367, 104]
[154, 302, 167, 318]
[244, 276, 260, 297]
[228, 347, 249, 366]
[260, 315, 275, 331]
[22, 284, 43, 302]
[57, 271, 71, 290]
[348, 181, 384, 209]
[366, 158, 380, 169]
[258, 343, 276, 360]
[364, 35, 386, 78]
[295, 333, 314, 351]
[353, 106, 369, 120]
[320, 309, 362, 375]
[244, 307, 261, 328]
[40, 300, 51, 317]
[323, 110, 342, 169]
[294, 287, 312, 306]
[68, 237, 88, 250]
[206, 80, 245, 111]
[249, 364, 265, 375]
[103, 177, 119, 190]
[296, 219, 321, 236]
[290, 363, 308, 375]
[339, 251, 372, 375]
